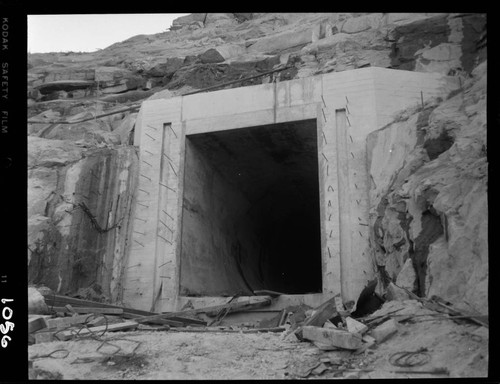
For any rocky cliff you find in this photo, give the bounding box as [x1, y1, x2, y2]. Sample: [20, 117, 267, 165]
[27, 13, 486, 306]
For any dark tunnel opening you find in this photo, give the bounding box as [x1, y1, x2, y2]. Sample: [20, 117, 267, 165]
[179, 119, 322, 296]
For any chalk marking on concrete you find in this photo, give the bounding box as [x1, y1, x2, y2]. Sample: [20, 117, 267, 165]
[157, 234, 172, 244]
[158, 260, 172, 268]
[162, 209, 175, 220]
[159, 182, 176, 193]
[322, 130, 328, 144]
[134, 240, 145, 247]
[169, 125, 178, 139]
[159, 219, 173, 233]
[168, 161, 178, 176]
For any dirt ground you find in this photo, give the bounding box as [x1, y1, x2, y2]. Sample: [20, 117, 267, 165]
[28, 300, 488, 380]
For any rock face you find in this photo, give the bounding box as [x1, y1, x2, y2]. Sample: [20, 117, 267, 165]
[28, 137, 139, 301]
[27, 13, 487, 306]
[367, 61, 487, 312]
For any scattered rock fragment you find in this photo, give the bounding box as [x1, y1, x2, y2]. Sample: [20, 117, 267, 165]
[370, 318, 398, 343]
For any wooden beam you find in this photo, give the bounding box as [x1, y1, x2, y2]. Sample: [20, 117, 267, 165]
[50, 306, 124, 315]
[57, 321, 139, 341]
[45, 314, 92, 330]
[168, 327, 285, 334]
[133, 297, 272, 324]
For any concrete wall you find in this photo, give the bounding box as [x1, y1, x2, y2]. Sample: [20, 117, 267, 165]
[124, 67, 459, 312]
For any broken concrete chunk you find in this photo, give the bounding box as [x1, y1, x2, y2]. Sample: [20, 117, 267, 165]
[370, 318, 398, 343]
[346, 317, 368, 335]
[302, 326, 363, 350]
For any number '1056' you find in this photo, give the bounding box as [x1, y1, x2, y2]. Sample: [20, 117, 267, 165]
[1, 299, 14, 348]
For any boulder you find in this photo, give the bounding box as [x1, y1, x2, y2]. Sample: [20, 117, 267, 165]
[28, 287, 49, 315]
[199, 44, 246, 64]
[145, 57, 184, 78]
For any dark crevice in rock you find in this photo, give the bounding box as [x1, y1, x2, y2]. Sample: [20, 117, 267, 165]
[411, 209, 444, 296]
[423, 131, 454, 160]
[416, 106, 437, 146]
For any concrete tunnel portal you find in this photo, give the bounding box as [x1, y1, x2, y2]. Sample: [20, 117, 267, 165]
[125, 68, 455, 311]
[180, 119, 323, 296]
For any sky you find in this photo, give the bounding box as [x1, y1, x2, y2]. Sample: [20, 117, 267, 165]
[28, 14, 190, 53]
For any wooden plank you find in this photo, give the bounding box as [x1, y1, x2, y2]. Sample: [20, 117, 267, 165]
[168, 327, 285, 334]
[133, 296, 272, 324]
[302, 326, 363, 350]
[253, 289, 285, 297]
[51, 306, 124, 315]
[45, 314, 91, 330]
[42, 294, 151, 315]
[57, 321, 138, 341]
[43, 293, 207, 326]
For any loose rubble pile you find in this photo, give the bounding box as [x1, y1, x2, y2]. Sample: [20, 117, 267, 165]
[28, 281, 488, 379]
